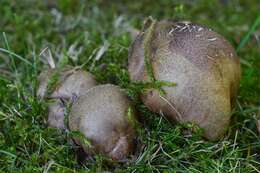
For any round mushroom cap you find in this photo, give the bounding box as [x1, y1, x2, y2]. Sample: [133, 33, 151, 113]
[69, 84, 136, 161]
[37, 67, 97, 129]
[128, 19, 241, 140]
[49, 69, 97, 100]
[37, 67, 97, 100]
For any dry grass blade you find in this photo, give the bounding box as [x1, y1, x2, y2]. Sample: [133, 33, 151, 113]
[39, 47, 56, 69]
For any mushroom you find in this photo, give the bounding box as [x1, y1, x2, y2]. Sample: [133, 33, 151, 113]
[37, 67, 97, 100]
[47, 99, 66, 129]
[69, 84, 136, 161]
[37, 48, 97, 129]
[128, 18, 241, 140]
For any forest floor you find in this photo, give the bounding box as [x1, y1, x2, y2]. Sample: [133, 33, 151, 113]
[0, 0, 259, 172]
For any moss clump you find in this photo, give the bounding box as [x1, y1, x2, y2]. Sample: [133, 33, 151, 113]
[46, 71, 60, 95]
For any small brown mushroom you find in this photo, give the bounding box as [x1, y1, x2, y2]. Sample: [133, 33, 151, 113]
[37, 48, 98, 129]
[37, 67, 97, 100]
[128, 19, 241, 140]
[69, 84, 136, 161]
[37, 67, 97, 129]
[47, 99, 66, 129]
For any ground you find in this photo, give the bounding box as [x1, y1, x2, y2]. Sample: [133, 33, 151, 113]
[0, 0, 259, 172]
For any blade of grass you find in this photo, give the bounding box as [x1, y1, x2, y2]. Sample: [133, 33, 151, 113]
[0, 47, 33, 67]
[0, 150, 17, 158]
[2, 32, 18, 73]
[236, 15, 260, 52]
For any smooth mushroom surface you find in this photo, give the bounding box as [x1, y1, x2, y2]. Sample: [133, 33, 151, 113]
[69, 84, 136, 161]
[47, 99, 66, 129]
[128, 19, 241, 140]
[37, 67, 97, 100]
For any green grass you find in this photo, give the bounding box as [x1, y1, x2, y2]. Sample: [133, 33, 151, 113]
[0, 0, 260, 172]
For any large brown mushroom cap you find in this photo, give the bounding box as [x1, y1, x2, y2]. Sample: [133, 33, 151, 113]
[128, 19, 241, 140]
[69, 84, 136, 161]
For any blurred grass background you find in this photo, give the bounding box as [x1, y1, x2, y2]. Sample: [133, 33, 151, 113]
[0, 0, 259, 172]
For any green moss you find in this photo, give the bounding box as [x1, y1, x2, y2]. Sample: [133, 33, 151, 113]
[127, 80, 176, 99]
[142, 17, 157, 82]
[69, 131, 92, 148]
[141, 17, 176, 96]
[57, 54, 70, 69]
[46, 71, 60, 95]
[126, 106, 139, 129]
[0, 0, 259, 172]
